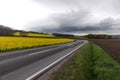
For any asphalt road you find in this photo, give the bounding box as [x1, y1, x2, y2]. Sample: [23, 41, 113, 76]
[0, 40, 87, 80]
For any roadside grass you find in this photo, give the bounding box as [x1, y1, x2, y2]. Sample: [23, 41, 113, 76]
[51, 42, 120, 80]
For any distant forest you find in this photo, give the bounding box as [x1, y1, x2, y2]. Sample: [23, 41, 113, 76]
[0, 25, 118, 39]
[86, 34, 112, 39]
[0, 25, 75, 38]
[0, 25, 14, 36]
[0, 25, 44, 36]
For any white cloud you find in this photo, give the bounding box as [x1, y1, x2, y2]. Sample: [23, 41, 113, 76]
[0, 0, 54, 30]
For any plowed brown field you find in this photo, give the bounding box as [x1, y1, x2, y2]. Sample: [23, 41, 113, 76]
[91, 39, 120, 63]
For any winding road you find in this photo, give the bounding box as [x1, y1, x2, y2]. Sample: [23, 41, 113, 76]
[0, 40, 87, 80]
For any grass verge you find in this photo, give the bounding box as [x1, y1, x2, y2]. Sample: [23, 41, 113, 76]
[51, 42, 120, 80]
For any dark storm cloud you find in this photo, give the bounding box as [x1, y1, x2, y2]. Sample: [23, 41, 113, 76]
[32, 18, 114, 33]
[39, 26, 111, 33]
[30, 10, 114, 33]
[29, 0, 120, 34]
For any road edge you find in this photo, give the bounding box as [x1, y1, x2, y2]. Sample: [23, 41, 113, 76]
[26, 40, 87, 80]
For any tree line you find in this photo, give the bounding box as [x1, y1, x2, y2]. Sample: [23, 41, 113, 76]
[0, 25, 113, 39]
[86, 34, 112, 39]
[0, 25, 52, 37]
[0, 25, 30, 36]
[0, 25, 14, 36]
[53, 33, 75, 38]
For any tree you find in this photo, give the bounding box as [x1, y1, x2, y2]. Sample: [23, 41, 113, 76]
[0, 25, 14, 36]
[86, 34, 112, 39]
[53, 33, 74, 38]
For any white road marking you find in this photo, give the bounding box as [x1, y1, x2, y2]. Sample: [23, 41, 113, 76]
[26, 40, 87, 80]
[28, 47, 58, 56]
[29, 50, 49, 56]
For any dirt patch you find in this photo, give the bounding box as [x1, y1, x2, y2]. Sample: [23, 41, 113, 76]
[91, 39, 120, 63]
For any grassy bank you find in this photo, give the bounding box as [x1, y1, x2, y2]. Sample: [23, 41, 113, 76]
[51, 42, 120, 80]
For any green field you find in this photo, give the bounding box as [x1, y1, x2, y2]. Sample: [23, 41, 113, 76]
[52, 42, 120, 80]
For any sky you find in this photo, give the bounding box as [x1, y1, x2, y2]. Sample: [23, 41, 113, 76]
[0, 0, 120, 35]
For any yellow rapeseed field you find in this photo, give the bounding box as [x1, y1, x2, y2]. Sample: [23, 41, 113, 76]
[13, 32, 54, 37]
[0, 37, 74, 52]
[28, 33, 54, 37]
